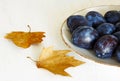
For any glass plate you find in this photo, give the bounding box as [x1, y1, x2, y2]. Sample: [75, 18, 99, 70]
[61, 5, 120, 67]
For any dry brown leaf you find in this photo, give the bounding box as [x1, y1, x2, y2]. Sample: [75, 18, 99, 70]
[36, 46, 85, 76]
[5, 26, 45, 48]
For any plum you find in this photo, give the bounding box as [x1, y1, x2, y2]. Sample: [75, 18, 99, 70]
[67, 15, 90, 33]
[94, 35, 118, 58]
[114, 46, 120, 62]
[96, 23, 115, 36]
[72, 26, 99, 49]
[85, 11, 106, 28]
[104, 10, 120, 24]
[113, 31, 120, 44]
[115, 22, 120, 32]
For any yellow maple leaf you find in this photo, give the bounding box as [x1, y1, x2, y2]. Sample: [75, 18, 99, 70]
[4, 25, 45, 48]
[36, 46, 85, 76]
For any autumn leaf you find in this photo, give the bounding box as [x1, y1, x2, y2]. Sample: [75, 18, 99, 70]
[4, 25, 45, 48]
[35, 46, 84, 76]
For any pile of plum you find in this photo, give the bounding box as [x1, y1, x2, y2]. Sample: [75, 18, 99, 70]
[67, 10, 120, 62]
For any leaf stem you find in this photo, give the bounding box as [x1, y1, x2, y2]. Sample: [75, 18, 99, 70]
[27, 56, 37, 62]
[27, 25, 31, 32]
